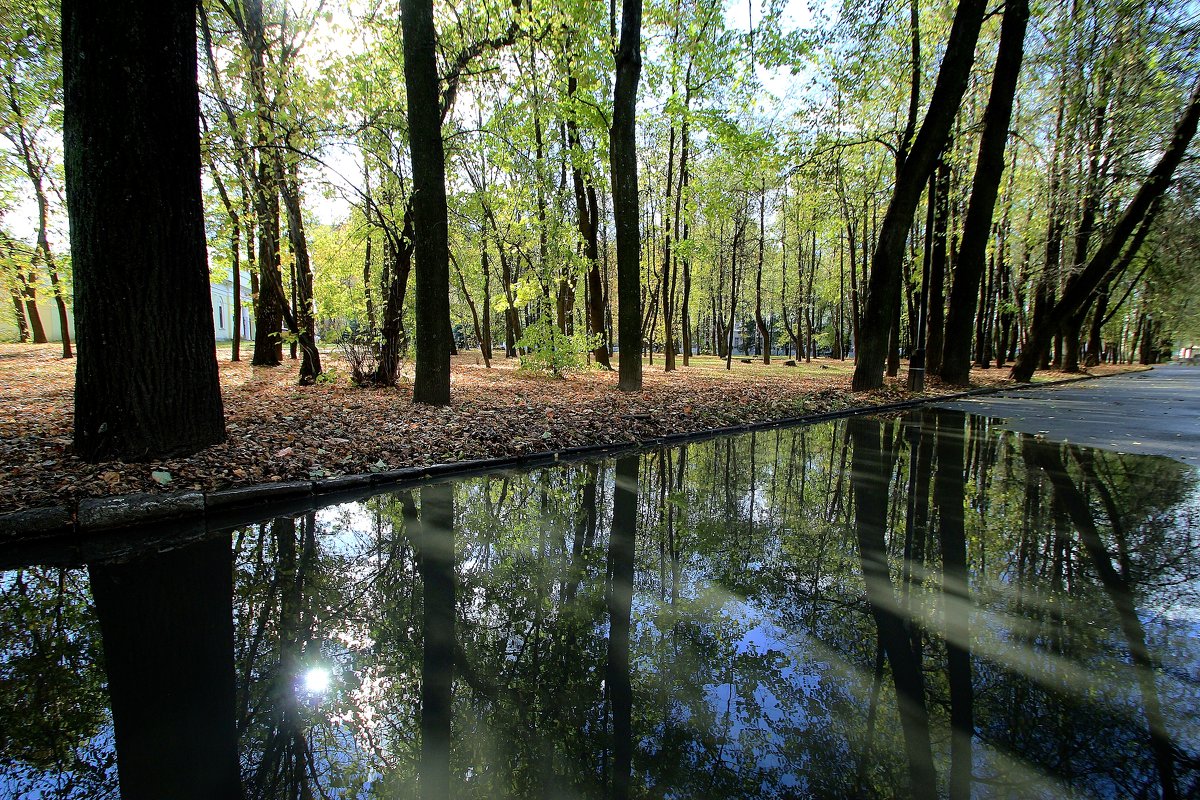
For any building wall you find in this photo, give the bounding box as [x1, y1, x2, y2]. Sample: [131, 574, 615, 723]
[1, 297, 75, 342]
[3, 279, 251, 344]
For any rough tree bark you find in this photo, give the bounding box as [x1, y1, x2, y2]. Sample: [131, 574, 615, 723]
[64, 0, 225, 461]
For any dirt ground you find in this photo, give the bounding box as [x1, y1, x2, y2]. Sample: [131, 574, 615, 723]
[0, 343, 1139, 512]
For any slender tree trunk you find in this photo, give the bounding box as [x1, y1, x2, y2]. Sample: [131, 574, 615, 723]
[8, 283, 29, 341]
[939, 0, 1029, 384]
[934, 411, 973, 800]
[279, 159, 322, 384]
[608, 455, 639, 800]
[925, 156, 950, 375]
[755, 183, 770, 365]
[612, 0, 644, 391]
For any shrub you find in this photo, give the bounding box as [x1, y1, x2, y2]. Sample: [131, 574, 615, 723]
[517, 305, 603, 377]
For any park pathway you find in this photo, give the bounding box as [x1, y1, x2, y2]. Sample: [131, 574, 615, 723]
[936, 364, 1200, 466]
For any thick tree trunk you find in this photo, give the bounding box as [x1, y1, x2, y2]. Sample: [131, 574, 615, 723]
[416, 483, 455, 800]
[1013, 79, 1200, 381]
[64, 0, 225, 461]
[401, 0, 453, 405]
[851, 0, 987, 390]
[611, 0, 644, 391]
[939, 0, 1029, 385]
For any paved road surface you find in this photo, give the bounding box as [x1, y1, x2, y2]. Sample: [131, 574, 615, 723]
[935, 365, 1200, 467]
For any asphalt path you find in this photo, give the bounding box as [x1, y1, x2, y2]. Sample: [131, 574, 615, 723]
[934, 364, 1200, 467]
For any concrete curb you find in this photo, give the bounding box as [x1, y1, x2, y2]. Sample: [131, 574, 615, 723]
[0, 367, 1145, 549]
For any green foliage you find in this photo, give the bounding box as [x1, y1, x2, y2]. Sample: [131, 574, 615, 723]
[517, 300, 603, 376]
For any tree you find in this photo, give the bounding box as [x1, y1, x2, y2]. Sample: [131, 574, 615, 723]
[938, 0, 1030, 385]
[851, 0, 988, 391]
[612, 0, 644, 392]
[401, 0, 453, 405]
[0, 0, 70, 356]
[63, 0, 225, 461]
[1011, 79, 1200, 382]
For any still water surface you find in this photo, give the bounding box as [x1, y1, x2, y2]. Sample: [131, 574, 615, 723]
[2, 408, 1198, 799]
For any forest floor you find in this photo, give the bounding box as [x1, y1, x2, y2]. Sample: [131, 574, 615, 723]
[0, 343, 1142, 512]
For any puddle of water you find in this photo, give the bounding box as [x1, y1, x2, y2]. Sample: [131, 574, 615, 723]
[1, 407, 1198, 799]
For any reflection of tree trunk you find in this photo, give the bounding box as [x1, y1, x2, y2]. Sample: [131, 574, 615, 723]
[848, 417, 937, 795]
[1028, 441, 1179, 800]
[88, 535, 241, 799]
[416, 483, 455, 800]
[607, 455, 639, 800]
[565, 463, 599, 603]
[933, 410, 973, 800]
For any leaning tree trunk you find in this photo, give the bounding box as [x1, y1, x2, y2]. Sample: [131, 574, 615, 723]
[938, 0, 1029, 385]
[611, 0, 644, 392]
[64, 0, 225, 461]
[851, 0, 987, 390]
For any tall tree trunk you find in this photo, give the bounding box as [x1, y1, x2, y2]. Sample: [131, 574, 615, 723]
[416, 483, 455, 800]
[852, 0, 987, 390]
[849, 417, 937, 793]
[401, 0, 453, 405]
[374, 212, 415, 385]
[939, 0, 1029, 385]
[611, 0, 643, 391]
[934, 411, 973, 800]
[64, 0, 225, 461]
[925, 155, 950, 375]
[607, 455, 639, 800]
[567, 73, 609, 368]
[279, 159, 322, 384]
[679, 117, 692, 366]
[755, 183, 770, 365]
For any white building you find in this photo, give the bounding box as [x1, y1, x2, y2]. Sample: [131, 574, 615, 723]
[3, 274, 253, 344]
[210, 273, 255, 343]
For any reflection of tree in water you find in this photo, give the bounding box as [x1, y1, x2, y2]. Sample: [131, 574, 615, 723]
[3, 412, 1200, 799]
[0, 566, 114, 799]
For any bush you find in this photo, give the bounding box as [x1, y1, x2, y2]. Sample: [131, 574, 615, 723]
[517, 306, 603, 377]
[337, 329, 383, 386]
